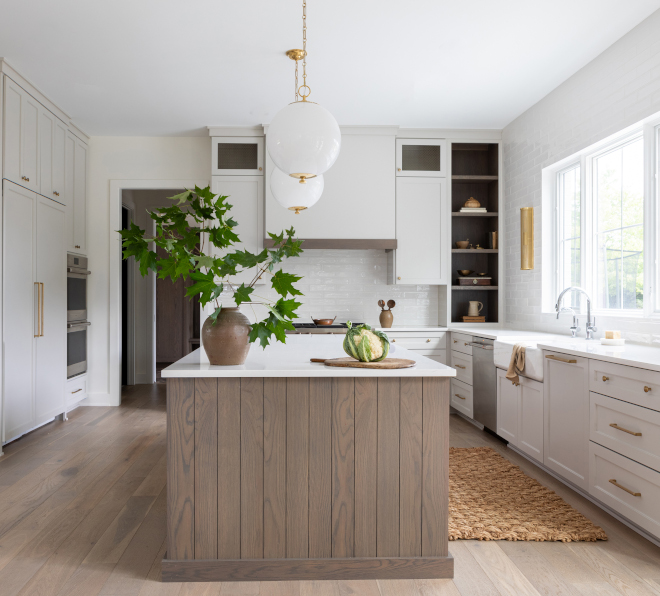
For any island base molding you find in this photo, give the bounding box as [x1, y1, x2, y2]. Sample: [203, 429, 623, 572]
[162, 555, 454, 582]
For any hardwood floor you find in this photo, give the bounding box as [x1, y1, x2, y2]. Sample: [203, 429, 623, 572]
[1, 382, 659, 596]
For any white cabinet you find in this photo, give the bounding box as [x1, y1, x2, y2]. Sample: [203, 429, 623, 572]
[497, 368, 519, 444]
[212, 136, 263, 176]
[65, 133, 87, 254]
[391, 177, 448, 285]
[265, 133, 396, 240]
[211, 175, 264, 286]
[396, 139, 447, 177]
[544, 351, 589, 490]
[66, 375, 87, 409]
[39, 110, 66, 203]
[3, 181, 66, 443]
[386, 330, 447, 365]
[3, 77, 40, 192]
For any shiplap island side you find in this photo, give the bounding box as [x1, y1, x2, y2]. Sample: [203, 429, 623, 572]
[161, 335, 456, 582]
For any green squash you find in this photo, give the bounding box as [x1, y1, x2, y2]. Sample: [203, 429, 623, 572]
[343, 321, 390, 362]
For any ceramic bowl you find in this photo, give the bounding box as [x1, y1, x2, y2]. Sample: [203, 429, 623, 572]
[457, 269, 474, 276]
[455, 240, 470, 249]
[476, 272, 487, 276]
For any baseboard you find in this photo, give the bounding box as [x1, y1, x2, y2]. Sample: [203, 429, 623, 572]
[162, 555, 454, 582]
[508, 445, 660, 548]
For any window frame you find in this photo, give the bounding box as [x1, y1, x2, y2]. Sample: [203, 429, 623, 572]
[543, 114, 660, 319]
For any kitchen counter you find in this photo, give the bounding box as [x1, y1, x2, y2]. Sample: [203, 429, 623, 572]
[162, 335, 456, 378]
[450, 327, 569, 341]
[162, 337, 454, 582]
[537, 339, 660, 373]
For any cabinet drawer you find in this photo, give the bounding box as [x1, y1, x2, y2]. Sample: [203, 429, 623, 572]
[590, 392, 660, 473]
[66, 376, 87, 407]
[589, 360, 660, 412]
[389, 333, 446, 350]
[451, 378, 473, 418]
[407, 349, 447, 365]
[589, 442, 660, 540]
[450, 333, 473, 356]
[451, 350, 473, 385]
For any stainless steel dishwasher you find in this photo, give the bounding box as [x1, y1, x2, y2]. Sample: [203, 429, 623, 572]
[470, 337, 497, 432]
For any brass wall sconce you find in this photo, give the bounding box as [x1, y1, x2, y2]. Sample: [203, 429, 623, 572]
[521, 207, 534, 270]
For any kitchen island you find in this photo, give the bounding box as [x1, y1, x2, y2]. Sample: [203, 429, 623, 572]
[161, 335, 456, 582]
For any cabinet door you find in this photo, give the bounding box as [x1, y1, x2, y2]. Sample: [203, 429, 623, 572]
[396, 139, 446, 177]
[519, 376, 544, 462]
[35, 196, 66, 424]
[2, 181, 37, 442]
[394, 177, 447, 284]
[72, 137, 87, 254]
[3, 78, 39, 192]
[496, 368, 519, 445]
[64, 132, 76, 251]
[212, 137, 263, 176]
[38, 107, 55, 198]
[51, 120, 67, 203]
[211, 176, 263, 287]
[544, 351, 589, 490]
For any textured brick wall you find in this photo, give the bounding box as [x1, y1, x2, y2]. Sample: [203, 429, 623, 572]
[502, 9, 660, 345]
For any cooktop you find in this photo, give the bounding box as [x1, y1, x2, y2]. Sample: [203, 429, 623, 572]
[292, 322, 365, 329]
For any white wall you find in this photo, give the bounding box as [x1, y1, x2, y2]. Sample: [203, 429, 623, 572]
[87, 137, 210, 404]
[502, 8, 660, 345]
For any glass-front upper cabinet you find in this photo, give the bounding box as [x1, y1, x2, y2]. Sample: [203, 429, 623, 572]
[395, 139, 446, 177]
[211, 136, 264, 176]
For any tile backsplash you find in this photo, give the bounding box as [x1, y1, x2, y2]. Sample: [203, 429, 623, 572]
[217, 249, 439, 327]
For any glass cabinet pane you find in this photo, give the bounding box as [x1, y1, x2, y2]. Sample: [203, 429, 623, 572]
[217, 143, 258, 170]
[402, 144, 441, 171]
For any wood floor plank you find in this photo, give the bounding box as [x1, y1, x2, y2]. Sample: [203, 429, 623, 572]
[572, 582, 628, 596]
[137, 538, 183, 596]
[378, 579, 422, 596]
[337, 580, 382, 596]
[415, 578, 462, 596]
[300, 579, 340, 596]
[509, 554, 582, 596]
[464, 541, 542, 596]
[448, 541, 502, 596]
[221, 582, 261, 595]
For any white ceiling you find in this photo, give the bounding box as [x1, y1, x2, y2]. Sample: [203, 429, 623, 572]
[2, 0, 659, 136]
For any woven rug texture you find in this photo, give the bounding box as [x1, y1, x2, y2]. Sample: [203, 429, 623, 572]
[449, 447, 607, 542]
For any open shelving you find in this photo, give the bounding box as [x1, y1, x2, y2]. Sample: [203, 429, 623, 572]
[450, 142, 500, 323]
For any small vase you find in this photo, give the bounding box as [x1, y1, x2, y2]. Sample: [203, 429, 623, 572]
[379, 310, 393, 328]
[201, 307, 251, 365]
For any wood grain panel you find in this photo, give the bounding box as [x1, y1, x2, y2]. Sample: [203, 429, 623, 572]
[331, 377, 355, 558]
[166, 377, 195, 560]
[263, 377, 287, 559]
[354, 377, 378, 558]
[194, 378, 218, 559]
[421, 377, 450, 557]
[241, 377, 264, 559]
[162, 556, 454, 582]
[309, 377, 332, 558]
[400, 377, 423, 557]
[217, 377, 241, 559]
[287, 378, 310, 558]
[377, 378, 400, 557]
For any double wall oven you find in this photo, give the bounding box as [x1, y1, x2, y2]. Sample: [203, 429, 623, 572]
[67, 254, 90, 378]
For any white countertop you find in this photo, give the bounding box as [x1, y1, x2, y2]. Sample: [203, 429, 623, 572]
[450, 327, 571, 341]
[538, 339, 660, 373]
[375, 326, 449, 332]
[162, 335, 457, 378]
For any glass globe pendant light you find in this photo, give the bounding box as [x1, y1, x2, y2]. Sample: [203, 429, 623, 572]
[267, 0, 341, 193]
[270, 167, 324, 214]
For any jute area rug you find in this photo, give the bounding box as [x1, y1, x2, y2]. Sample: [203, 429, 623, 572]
[449, 447, 607, 541]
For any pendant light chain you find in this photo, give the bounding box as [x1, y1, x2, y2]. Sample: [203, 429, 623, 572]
[294, 59, 299, 102]
[299, 0, 310, 100]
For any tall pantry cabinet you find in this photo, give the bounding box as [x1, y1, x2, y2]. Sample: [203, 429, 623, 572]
[1, 63, 89, 446]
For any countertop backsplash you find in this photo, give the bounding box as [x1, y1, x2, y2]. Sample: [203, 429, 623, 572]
[215, 249, 439, 327]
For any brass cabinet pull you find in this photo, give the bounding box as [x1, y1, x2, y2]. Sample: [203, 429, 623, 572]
[644, 386, 652, 393]
[33, 282, 44, 337]
[453, 339, 458, 344]
[426, 339, 431, 343]
[397, 276, 401, 280]
[454, 364, 466, 369]
[602, 376, 609, 382]
[545, 354, 577, 364]
[258, 167, 262, 171]
[75, 245, 81, 249]
[53, 191, 60, 197]
[71, 388, 82, 394]
[464, 342, 469, 346]
[609, 423, 641, 437]
[454, 393, 466, 400]
[392, 339, 396, 342]
[22, 175, 30, 181]
[609, 479, 641, 497]
[398, 168, 402, 171]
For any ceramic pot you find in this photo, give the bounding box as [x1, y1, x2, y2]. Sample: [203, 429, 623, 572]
[201, 307, 251, 365]
[467, 301, 483, 317]
[379, 309, 394, 328]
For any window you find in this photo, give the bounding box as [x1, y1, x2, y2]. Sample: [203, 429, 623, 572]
[545, 114, 659, 318]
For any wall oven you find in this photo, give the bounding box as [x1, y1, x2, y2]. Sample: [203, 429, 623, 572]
[67, 254, 90, 378]
[67, 254, 90, 322]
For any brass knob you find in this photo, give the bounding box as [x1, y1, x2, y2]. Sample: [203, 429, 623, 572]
[453, 339, 458, 343]
[397, 276, 401, 280]
[398, 168, 402, 171]
[53, 191, 60, 197]
[602, 376, 609, 382]
[465, 342, 469, 346]
[259, 167, 262, 171]
[75, 245, 80, 249]
[644, 386, 651, 393]
[22, 176, 30, 181]
[392, 339, 396, 343]
[426, 339, 430, 343]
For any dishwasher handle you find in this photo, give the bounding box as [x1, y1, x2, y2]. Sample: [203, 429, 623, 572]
[468, 342, 493, 350]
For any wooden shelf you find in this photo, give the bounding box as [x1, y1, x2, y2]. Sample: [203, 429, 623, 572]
[451, 212, 498, 217]
[452, 175, 498, 183]
[452, 249, 498, 253]
[452, 286, 499, 291]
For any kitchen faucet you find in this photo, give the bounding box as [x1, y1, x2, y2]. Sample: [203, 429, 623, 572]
[555, 287, 597, 340]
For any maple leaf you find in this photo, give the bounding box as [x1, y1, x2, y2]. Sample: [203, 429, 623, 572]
[271, 270, 303, 298]
[233, 284, 254, 307]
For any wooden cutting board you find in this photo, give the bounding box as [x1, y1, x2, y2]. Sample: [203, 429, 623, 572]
[311, 357, 416, 369]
